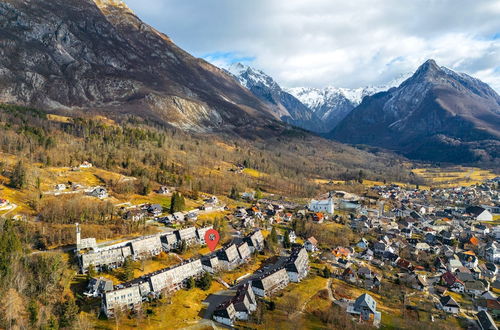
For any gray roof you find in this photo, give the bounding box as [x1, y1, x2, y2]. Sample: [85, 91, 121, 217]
[476, 310, 498, 330]
[353, 293, 377, 313]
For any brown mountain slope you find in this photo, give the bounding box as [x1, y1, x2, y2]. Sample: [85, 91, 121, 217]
[0, 0, 286, 134]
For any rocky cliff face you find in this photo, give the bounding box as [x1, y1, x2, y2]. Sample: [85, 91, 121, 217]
[329, 60, 500, 163]
[0, 0, 284, 133]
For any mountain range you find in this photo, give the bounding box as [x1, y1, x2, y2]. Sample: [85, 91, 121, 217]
[0, 0, 498, 164]
[227, 62, 410, 132]
[329, 59, 500, 163]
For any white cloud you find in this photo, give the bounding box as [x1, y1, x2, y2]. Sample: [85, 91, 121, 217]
[124, 0, 500, 91]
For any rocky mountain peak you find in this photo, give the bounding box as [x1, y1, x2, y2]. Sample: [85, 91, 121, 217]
[329, 59, 500, 163]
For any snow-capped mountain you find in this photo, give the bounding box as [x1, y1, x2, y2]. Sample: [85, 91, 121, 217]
[287, 73, 412, 129]
[226, 63, 327, 132]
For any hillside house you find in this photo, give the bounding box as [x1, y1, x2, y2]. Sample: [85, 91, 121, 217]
[89, 187, 108, 199]
[232, 283, 257, 320]
[196, 226, 213, 245]
[476, 310, 498, 330]
[346, 293, 381, 326]
[130, 235, 162, 258]
[252, 268, 290, 297]
[124, 209, 147, 222]
[244, 230, 265, 253]
[439, 295, 460, 314]
[85, 277, 113, 297]
[201, 255, 220, 273]
[156, 186, 170, 194]
[102, 285, 142, 317]
[237, 241, 251, 261]
[285, 248, 309, 282]
[79, 161, 93, 168]
[176, 227, 197, 246]
[147, 204, 163, 216]
[304, 236, 318, 252]
[213, 301, 236, 326]
[218, 244, 241, 270]
[80, 246, 132, 272]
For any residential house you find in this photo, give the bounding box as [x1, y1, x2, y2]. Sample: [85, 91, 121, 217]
[312, 212, 325, 223]
[342, 267, 357, 283]
[357, 238, 369, 250]
[89, 187, 108, 199]
[245, 230, 265, 253]
[176, 227, 198, 246]
[439, 295, 461, 314]
[285, 248, 309, 282]
[156, 186, 170, 194]
[304, 236, 318, 252]
[201, 255, 220, 273]
[147, 204, 163, 217]
[55, 184, 66, 191]
[485, 242, 500, 263]
[232, 283, 257, 320]
[441, 271, 465, 293]
[252, 268, 290, 297]
[467, 206, 493, 221]
[218, 244, 241, 270]
[465, 280, 488, 297]
[346, 293, 381, 326]
[237, 242, 251, 261]
[130, 235, 162, 258]
[79, 161, 93, 168]
[124, 209, 147, 222]
[80, 246, 132, 272]
[476, 310, 498, 330]
[213, 301, 236, 326]
[102, 285, 142, 317]
[84, 277, 113, 297]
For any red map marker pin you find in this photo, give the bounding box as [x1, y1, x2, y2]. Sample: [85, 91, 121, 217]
[205, 229, 220, 252]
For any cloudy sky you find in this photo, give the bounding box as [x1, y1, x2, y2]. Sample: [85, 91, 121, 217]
[124, 0, 500, 91]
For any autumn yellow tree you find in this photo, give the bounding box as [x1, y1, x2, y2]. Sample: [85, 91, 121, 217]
[1, 288, 26, 329]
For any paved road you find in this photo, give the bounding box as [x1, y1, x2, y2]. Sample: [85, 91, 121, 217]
[0, 203, 18, 219]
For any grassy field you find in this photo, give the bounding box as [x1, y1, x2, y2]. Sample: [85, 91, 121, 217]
[412, 166, 497, 187]
[94, 282, 225, 330]
[256, 274, 328, 329]
[243, 168, 266, 178]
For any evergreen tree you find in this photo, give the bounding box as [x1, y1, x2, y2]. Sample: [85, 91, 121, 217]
[283, 231, 291, 248]
[270, 227, 278, 244]
[28, 300, 39, 327]
[196, 272, 212, 291]
[170, 192, 186, 213]
[58, 297, 79, 328]
[322, 266, 331, 278]
[186, 276, 195, 289]
[9, 160, 27, 189]
[229, 186, 239, 200]
[122, 257, 134, 281]
[170, 192, 177, 214]
[178, 240, 187, 253]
